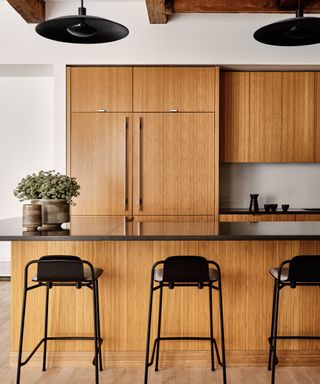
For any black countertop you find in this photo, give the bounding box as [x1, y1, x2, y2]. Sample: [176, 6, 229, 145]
[2, 217, 320, 241]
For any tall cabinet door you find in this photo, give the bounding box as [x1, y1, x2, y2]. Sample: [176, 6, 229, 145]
[249, 72, 282, 162]
[70, 67, 132, 112]
[70, 113, 132, 215]
[133, 113, 215, 216]
[281, 72, 315, 162]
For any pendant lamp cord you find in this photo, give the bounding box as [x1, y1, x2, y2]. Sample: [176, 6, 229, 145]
[297, 0, 303, 17]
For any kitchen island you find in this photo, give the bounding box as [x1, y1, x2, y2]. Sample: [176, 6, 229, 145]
[3, 217, 320, 368]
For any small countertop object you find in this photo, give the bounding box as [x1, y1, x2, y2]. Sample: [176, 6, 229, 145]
[220, 208, 320, 215]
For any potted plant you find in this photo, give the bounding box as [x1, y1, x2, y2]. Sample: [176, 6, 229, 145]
[14, 170, 80, 230]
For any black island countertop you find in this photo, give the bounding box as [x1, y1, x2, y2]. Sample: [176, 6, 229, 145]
[2, 216, 320, 241]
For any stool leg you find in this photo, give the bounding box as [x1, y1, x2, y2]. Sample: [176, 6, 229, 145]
[218, 276, 227, 384]
[155, 284, 163, 371]
[209, 283, 215, 371]
[92, 281, 99, 384]
[42, 284, 50, 371]
[95, 280, 103, 371]
[16, 286, 28, 384]
[270, 282, 281, 384]
[268, 279, 277, 370]
[144, 280, 154, 384]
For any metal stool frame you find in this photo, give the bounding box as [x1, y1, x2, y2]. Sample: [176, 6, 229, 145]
[16, 257, 103, 384]
[268, 255, 320, 384]
[144, 258, 227, 384]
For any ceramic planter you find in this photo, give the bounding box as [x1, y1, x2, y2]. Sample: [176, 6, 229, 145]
[31, 199, 70, 230]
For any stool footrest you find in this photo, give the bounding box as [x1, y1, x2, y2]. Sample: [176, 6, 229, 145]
[147, 336, 223, 368]
[270, 335, 320, 340]
[267, 335, 320, 369]
[20, 336, 103, 366]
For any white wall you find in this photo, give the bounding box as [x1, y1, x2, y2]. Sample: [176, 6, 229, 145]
[0, 66, 54, 275]
[1, 1, 320, 274]
[220, 164, 320, 209]
[0, 0, 319, 171]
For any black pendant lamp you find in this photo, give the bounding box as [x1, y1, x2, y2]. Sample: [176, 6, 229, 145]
[35, 0, 129, 44]
[253, 0, 320, 46]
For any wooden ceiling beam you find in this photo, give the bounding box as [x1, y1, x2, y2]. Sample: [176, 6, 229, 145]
[278, 0, 320, 10]
[7, 0, 45, 23]
[173, 0, 320, 13]
[145, 0, 169, 24]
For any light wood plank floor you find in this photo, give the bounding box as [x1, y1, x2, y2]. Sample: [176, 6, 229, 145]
[0, 281, 319, 384]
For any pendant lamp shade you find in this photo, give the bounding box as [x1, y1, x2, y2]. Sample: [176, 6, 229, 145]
[35, 1, 129, 44]
[253, 1, 320, 46]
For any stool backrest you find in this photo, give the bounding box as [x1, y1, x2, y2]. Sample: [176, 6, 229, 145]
[287, 255, 320, 283]
[37, 255, 85, 282]
[162, 256, 209, 282]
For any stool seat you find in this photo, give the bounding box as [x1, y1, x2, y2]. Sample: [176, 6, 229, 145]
[269, 267, 289, 281]
[154, 267, 219, 282]
[32, 267, 103, 282]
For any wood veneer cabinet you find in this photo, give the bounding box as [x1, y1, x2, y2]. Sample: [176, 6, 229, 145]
[220, 72, 249, 162]
[70, 113, 132, 215]
[133, 113, 215, 216]
[281, 72, 315, 162]
[68, 66, 217, 218]
[220, 71, 316, 163]
[133, 67, 215, 112]
[70, 67, 132, 112]
[315, 73, 320, 162]
[249, 72, 282, 162]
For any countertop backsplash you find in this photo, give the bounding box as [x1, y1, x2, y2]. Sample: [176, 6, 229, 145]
[220, 163, 320, 209]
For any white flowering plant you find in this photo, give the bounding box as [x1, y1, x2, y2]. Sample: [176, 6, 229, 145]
[14, 170, 80, 204]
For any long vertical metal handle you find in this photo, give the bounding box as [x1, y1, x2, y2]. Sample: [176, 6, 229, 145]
[138, 117, 142, 211]
[124, 117, 128, 211]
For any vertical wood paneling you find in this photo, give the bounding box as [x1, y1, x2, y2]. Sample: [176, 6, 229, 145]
[11, 240, 320, 357]
[249, 72, 282, 162]
[70, 113, 132, 216]
[133, 113, 215, 216]
[133, 67, 215, 112]
[220, 72, 250, 162]
[315, 73, 320, 162]
[70, 67, 133, 112]
[281, 72, 315, 162]
[214, 67, 220, 228]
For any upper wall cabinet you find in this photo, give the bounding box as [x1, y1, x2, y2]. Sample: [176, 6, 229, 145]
[315, 73, 320, 162]
[249, 72, 282, 162]
[220, 72, 249, 162]
[281, 72, 314, 162]
[70, 67, 132, 112]
[133, 67, 215, 112]
[220, 71, 316, 163]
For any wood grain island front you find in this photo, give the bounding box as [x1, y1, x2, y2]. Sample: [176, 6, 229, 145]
[8, 220, 320, 368]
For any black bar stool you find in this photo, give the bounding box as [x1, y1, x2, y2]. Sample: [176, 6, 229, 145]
[268, 255, 320, 384]
[16, 255, 103, 384]
[144, 255, 227, 384]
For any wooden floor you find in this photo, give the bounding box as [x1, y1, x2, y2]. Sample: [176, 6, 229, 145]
[0, 281, 319, 384]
